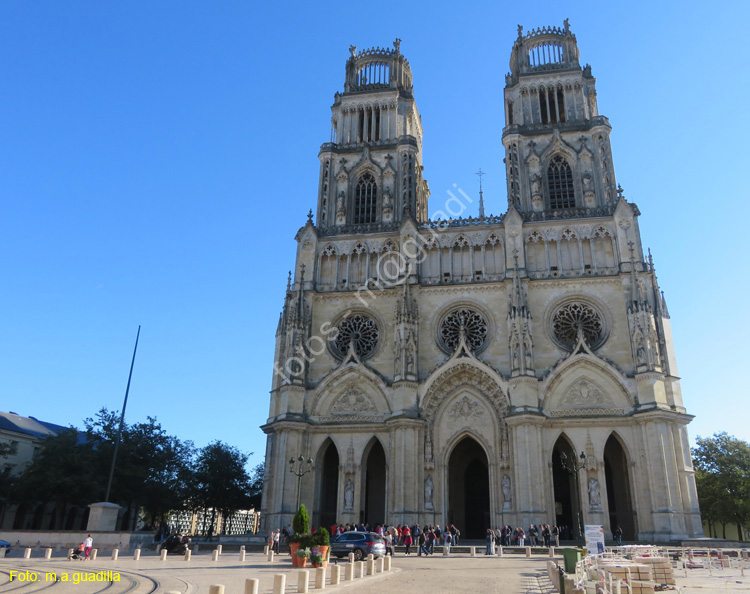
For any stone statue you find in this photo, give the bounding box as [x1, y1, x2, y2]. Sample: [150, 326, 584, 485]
[424, 474, 434, 509]
[588, 477, 601, 506]
[344, 478, 354, 509]
[502, 474, 511, 502]
[349, 45, 357, 57]
[382, 189, 393, 210]
[583, 171, 593, 191]
[405, 340, 415, 374]
[336, 191, 346, 214]
[530, 174, 541, 196]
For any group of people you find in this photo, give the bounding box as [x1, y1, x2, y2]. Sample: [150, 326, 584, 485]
[327, 522, 461, 556]
[70, 534, 93, 560]
[484, 524, 560, 554]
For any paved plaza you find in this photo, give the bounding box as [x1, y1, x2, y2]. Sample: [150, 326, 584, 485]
[2, 549, 750, 594]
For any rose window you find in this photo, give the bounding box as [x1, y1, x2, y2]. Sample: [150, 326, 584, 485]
[439, 308, 489, 353]
[551, 303, 604, 350]
[333, 315, 380, 359]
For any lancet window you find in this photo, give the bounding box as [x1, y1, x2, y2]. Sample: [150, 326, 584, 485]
[547, 156, 575, 209]
[354, 173, 378, 224]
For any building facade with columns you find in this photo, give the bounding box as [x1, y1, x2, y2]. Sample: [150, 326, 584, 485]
[261, 23, 703, 542]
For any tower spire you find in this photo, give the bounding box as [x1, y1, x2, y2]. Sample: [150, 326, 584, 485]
[476, 168, 486, 218]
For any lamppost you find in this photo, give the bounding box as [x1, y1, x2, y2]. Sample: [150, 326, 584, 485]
[289, 456, 314, 510]
[559, 449, 586, 545]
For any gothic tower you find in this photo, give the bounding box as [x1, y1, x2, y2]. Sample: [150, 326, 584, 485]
[261, 26, 702, 543]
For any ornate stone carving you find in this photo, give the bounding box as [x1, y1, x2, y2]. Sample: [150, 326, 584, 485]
[330, 389, 377, 415]
[502, 474, 512, 510]
[588, 477, 602, 509]
[551, 302, 604, 350]
[560, 379, 613, 408]
[332, 314, 380, 360]
[447, 395, 483, 421]
[439, 308, 489, 354]
[344, 478, 355, 510]
[424, 474, 434, 509]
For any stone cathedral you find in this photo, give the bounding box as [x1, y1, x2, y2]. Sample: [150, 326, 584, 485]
[261, 22, 703, 542]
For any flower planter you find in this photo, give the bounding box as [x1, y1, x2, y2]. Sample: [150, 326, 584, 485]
[289, 542, 300, 567]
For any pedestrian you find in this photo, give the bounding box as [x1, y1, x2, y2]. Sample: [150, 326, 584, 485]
[552, 525, 560, 547]
[84, 534, 93, 560]
[444, 529, 452, 555]
[543, 524, 551, 548]
[273, 529, 280, 553]
[384, 531, 394, 556]
[517, 526, 525, 547]
[418, 530, 429, 556]
[529, 524, 537, 546]
[485, 528, 494, 555]
[613, 525, 623, 546]
[402, 524, 412, 556]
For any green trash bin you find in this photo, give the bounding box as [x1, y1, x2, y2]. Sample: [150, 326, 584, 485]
[560, 547, 581, 573]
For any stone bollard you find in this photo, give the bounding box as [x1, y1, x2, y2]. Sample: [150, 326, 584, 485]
[244, 578, 259, 594]
[212, 550, 219, 561]
[273, 574, 286, 594]
[356, 560, 364, 578]
[330, 565, 341, 585]
[315, 567, 326, 589]
[134, 549, 141, 560]
[91, 549, 98, 560]
[160, 549, 168, 561]
[525, 546, 531, 558]
[194, 544, 200, 553]
[268, 549, 275, 562]
[348, 552, 355, 563]
[67, 548, 74, 560]
[239, 549, 246, 562]
[549, 547, 555, 558]
[264, 545, 269, 555]
[45, 548, 52, 559]
[209, 585, 225, 594]
[56, 543, 62, 552]
[217, 544, 223, 555]
[470, 546, 476, 557]
[297, 570, 310, 593]
[367, 553, 374, 562]
[498, 546, 504, 557]
[366, 557, 375, 575]
[376, 557, 384, 573]
[384, 556, 392, 571]
[345, 563, 354, 581]
[166, 591, 181, 594]
[184, 549, 191, 561]
[112, 549, 119, 560]
[443, 547, 448, 556]
[24, 547, 32, 559]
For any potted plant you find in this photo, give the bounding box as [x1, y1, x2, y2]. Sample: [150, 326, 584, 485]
[296, 547, 311, 568]
[289, 505, 311, 566]
[310, 547, 324, 567]
[310, 527, 331, 567]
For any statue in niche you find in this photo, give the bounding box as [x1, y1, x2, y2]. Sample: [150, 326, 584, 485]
[336, 191, 346, 214]
[582, 172, 593, 191]
[393, 335, 402, 374]
[382, 189, 393, 211]
[502, 474, 511, 502]
[424, 475, 434, 509]
[344, 478, 354, 510]
[406, 347, 415, 374]
[530, 174, 541, 196]
[588, 477, 601, 507]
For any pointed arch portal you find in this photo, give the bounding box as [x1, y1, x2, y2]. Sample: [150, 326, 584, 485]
[552, 435, 581, 541]
[362, 440, 386, 526]
[318, 441, 339, 529]
[448, 436, 490, 539]
[604, 435, 635, 540]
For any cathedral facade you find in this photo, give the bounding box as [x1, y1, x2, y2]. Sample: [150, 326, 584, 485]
[261, 23, 703, 542]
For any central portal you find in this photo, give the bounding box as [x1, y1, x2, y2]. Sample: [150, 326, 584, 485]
[447, 436, 490, 539]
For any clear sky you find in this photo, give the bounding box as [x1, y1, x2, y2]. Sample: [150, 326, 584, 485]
[2, 1, 749, 468]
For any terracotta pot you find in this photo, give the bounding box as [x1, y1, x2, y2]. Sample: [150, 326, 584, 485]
[298, 556, 308, 567]
[289, 542, 300, 567]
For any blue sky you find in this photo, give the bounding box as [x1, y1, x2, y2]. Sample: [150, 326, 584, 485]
[2, 1, 748, 467]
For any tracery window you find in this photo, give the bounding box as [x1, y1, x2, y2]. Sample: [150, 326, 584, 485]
[438, 308, 489, 354]
[354, 173, 378, 224]
[332, 314, 380, 359]
[547, 156, 575, 209]
[551, 302, 604, 350]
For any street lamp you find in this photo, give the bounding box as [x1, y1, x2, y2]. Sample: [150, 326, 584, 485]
[559, 449, 586, 545]
[289, 456, 314, 510]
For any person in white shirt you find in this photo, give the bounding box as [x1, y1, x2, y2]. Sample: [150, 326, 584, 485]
[84, 534, 93, 560]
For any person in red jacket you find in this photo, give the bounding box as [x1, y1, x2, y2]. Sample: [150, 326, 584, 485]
[402, 524, 412, 556]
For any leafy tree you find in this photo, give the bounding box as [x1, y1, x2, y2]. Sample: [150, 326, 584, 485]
[247, 462, 264, 510]
[692, 432, 750, 540]
[187, 441, 253, 535]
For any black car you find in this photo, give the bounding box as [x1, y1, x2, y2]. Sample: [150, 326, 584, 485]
[330, 531, 386, 560]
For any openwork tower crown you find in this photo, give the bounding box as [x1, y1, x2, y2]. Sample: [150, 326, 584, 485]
[344, 38, 413, 94]
[508, 19, 580, 81]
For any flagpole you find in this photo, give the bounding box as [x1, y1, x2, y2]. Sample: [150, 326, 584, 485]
[104, 325, 141, 502]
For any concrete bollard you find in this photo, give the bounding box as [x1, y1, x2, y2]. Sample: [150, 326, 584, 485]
[239, 549, 246, 562]
[244, 578, 259, 594]
[268, 549, 275, 562]
[160, 549, 168, 561]
[356, 560, 364, 578]
[348, 552, 355, 563]
[345, 563, 354, 581]
[44, 548, 52, 559]
[24, 547, 32, 559]
[443, 547, 448, 556]
[273, 574, 286, 594]
[217, 544, 223, 555]
[470, 546, 476, 557]
[212, 550, 219, 561]
[56, 543, 62, 552]
[184, 549, 191, 561]
[315, 567, 326, 589]
[209, 585, 225, 594]
[134, 549, 141, 560]
[377, 557, 385, 573]
[166, 591, 181, 594]
[549, 547, 555, 558]
[297, 570, 310, 593]
[525, 546, 531, 558]
[194, 544, 200, 553]
[67, 548, 74, 560]
[330, 565, 341, 585]
[264, 545, 269, 555]
[498, 546, 503, 557]
[367, 553, 374, 562]
[384, 556, 392, 571]
[91, 549, 98, 560]
[366, 557, 375, 575]
[112, 549, 119, 560]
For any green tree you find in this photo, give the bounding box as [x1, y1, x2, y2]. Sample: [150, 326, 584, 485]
[188, 441, 253, 535]
[247, 462, 264, 510]
[692, 432, 750, 540]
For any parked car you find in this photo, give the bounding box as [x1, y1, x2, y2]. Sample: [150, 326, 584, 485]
[330, 531, 385, 560]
